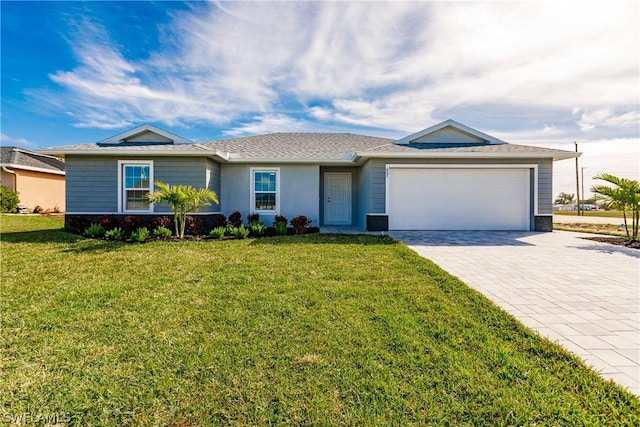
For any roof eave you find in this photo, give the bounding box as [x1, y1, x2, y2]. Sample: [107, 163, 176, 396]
[225, 157, 357, 164]
[357, 151, 581, 161]
[39, 148, 230, 162]
[0, 163, 65, 175]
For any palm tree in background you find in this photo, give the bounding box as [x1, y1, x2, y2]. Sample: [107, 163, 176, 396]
[591, 173, 639, 241]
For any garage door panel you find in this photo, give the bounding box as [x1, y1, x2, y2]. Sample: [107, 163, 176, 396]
[388, 168, 530, 230]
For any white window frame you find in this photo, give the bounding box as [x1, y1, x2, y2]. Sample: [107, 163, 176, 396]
[250, 168, 280, 214]
[118, 160, 154, 213]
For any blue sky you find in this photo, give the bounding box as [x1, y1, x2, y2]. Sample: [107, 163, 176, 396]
[1, 1, 638, 194]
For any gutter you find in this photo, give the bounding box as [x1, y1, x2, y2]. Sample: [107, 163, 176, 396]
[38, 148, 230, 162]
[1, 166, 17, 189]
[355, 151, 581, 161]
[1, 163, 65, 176]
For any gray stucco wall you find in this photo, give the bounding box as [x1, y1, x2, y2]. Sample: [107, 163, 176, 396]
[65, 155, 219, 213]
[220, 164, 320, 226]
[363, 157, 554, 217]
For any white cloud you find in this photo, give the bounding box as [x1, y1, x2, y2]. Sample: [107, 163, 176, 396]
[222, 114, 314, 137]
[575, 108, 640, 132]
[0, 133, 36, 148]
[38, 1, 639, 139]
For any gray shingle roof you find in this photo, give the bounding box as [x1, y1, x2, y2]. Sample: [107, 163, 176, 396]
[361, 141, 573, 155]
[200, 133, 393, 159]
[0, 147, 65, 172]
[41, 131, 576, 161]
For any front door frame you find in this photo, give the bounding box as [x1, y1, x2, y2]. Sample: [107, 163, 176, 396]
[323, 172, 353, 225]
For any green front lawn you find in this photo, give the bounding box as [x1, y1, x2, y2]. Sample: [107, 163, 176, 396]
[2, 215, 638, 425]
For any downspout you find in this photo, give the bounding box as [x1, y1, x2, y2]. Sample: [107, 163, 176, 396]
[2, 166, 17, 190]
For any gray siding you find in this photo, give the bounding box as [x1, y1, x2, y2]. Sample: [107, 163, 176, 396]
[412, 127, 485, 143]
[205, 159, 221, 212]
[65, 155, 216, 213]
[537, 158, 553, 214]
[66, 156, 119, 212]
[220, 164, 320, 225]
[365, 157, 554, 216]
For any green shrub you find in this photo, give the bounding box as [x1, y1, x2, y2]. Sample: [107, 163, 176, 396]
[224, 224, 235, 236]
[210, 226, 225, 239]
[228, 211, 243, 227]
[130, 227, 149, 242]
[104, 227, 123, 241]
[249, 221, 266, 237]
[153, 226, 172, 238]
[99, 215, 120, 231]
[0, 186, 20, 213]
[291, 215, 311, 235]
[83, 223, 106, 238]
[233, 226, 249, 239]
[274, 221, 287, 236]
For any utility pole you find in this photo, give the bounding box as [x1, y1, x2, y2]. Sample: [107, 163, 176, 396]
[581, 167, 587, 209]
[575, 142, 581, 216]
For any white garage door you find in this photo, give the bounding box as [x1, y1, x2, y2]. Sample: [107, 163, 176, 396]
[388, 167, 530, 230]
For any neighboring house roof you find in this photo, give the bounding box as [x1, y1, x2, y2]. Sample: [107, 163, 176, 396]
[0, 146, 65, 175]
[39, 121, 579, 162]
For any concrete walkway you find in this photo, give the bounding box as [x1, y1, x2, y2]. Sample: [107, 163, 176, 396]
[391, 230, 640, 395]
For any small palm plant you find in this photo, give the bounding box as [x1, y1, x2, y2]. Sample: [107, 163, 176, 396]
[591, 173, 640, 241]
[146, 181, 218, 239]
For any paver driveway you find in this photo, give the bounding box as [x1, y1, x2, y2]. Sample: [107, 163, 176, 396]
[391, 230, 640, 395]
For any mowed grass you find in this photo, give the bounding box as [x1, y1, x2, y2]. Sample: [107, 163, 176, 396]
[1, 215, 639, 426]
[554, 210, 624, 218]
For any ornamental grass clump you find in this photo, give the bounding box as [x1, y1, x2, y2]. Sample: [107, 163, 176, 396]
[209, 226, 225, 239]
[130, 227, 149, 242]
[104, 227, 123, 241]
[83, 223, 105, 239]
[249, 221, 266, 237]
[152, 226, 172, 238]
[273, 215, 288, 235]
[233, 226, 250, 239]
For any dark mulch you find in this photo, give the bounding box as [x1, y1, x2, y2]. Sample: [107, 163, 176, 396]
[581, 236, 640, 249]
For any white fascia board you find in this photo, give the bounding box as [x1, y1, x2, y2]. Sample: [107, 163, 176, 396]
[0, 163, 65, 175]
[225, 158, 357, 164]
[97, 124, 194, 145]
[38, 149, 229, 161]
[394, 119, 505, 145]
[357, 151, 579, 161]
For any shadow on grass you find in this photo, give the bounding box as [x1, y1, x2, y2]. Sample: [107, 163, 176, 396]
[250, 233, 399, 246]
[0, 228, 130, 253]
[0, 228, 81, 244]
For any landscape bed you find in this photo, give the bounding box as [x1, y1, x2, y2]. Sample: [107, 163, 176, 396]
[1, 215, 639, 425]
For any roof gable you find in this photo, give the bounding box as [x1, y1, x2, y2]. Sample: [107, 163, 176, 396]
[394, 119, 505, 145]
[97, 124, 193, 146]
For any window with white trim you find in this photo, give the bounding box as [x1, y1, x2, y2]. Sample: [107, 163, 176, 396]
[119, 161, 153, 212]
[251, 168, 279, 213]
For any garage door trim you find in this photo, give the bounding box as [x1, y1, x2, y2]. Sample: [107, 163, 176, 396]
[384, 164, 539, 228]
